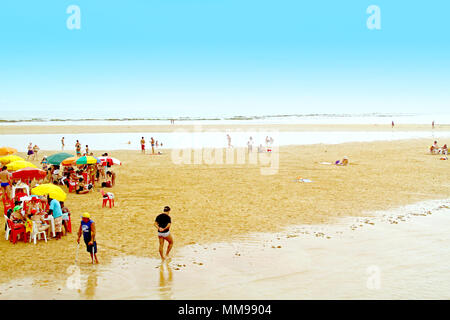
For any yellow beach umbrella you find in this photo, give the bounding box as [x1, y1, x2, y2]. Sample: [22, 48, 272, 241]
[0, 147, 17, 156]
[0, 155, 24, 164]
[7, 160, 37, 171]
[31, 184, 67, 202]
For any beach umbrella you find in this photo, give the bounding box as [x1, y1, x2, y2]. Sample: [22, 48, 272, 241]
[0, 155, 24, 164]
[0, 147, 17, 156]
[61, 157, 77, 166]
[6, 160, 37, 171]
[31, 184, 67, 202]
[76, 156, 99, 165]
[98, 156, 122, 166]
[47, 153, 74, 165]
[12, 167, 46, 180]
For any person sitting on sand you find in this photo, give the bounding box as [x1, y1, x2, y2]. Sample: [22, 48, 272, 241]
[77, 212, 99, 264]
[154, 206, 174, 260]
[335, 156, 349, 166]
[430, 141, 439, 154]
[76, 178, 92, 194]
[439, 144, 448, 155]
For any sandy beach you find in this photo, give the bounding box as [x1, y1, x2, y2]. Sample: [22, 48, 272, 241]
[1, 134, 449, 288]
[1, 123, 449, 135]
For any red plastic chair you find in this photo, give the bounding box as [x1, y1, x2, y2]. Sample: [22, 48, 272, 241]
[2, 198, 14, 216]
[67, 180, 78, 193]
[102, 197, 114, 208]
[63, 214, 72, 233]
[7, 219, 27, 244]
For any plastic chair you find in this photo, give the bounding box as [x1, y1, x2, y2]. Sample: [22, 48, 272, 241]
[101, 190, 115, 208]
[4, 215, 11, 240]
[62, 213, 72, 233]
[2, 198, 14, 216]
[7, 219, 27, 244]
[29, 221, 47, 244]
[67, 180, 78, 193]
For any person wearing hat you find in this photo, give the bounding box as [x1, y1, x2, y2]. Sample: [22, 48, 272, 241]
[154, 206, 174, 260]
[10, 205, 25, 224]
[77, 213, 99, 264]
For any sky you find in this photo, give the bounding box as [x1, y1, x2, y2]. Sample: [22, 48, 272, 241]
[0, 0, 449, 119]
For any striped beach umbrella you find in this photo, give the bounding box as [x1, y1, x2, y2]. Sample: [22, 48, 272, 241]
[76, 156, 99, 165]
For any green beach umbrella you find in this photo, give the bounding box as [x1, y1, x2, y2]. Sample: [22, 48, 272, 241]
[47, 152, 74, 165]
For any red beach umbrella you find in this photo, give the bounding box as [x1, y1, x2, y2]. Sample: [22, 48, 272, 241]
[12, 167, 47, 181]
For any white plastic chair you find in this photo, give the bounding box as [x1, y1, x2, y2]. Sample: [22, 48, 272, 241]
[30, 221, 47, 245]
[4, 215, 11, 241]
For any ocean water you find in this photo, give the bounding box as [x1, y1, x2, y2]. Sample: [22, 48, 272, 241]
[2, 131, 450, 152]
[1, 113, 450, 126]
[1, 199, 449, 299]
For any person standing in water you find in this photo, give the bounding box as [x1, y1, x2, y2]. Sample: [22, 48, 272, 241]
[61, 137, 65, 150]
[140, 137, 146, 154]
[75, 140, 81, 157]
[150, 137, 155, 155]
[154, 206, 173, 260]
[77, 212, 99, 264]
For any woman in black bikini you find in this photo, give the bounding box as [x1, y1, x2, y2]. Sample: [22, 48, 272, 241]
[154, 206, 174, 260]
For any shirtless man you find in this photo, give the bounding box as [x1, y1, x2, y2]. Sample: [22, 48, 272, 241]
[0, 166, 12, 199]
[61, 137, 65, 150]
[140, 137, 146, 154]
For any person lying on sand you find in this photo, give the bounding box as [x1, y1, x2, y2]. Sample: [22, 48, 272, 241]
[76, 178, 93, 194]
[77, 212, 99, 264]
[154, 206, 174, 260]
[335, 156, 349, 166]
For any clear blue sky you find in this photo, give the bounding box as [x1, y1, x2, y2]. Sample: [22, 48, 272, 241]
[0, 0, 449, 118]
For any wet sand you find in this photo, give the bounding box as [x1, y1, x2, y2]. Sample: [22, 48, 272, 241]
[0, 137, 450, 295]
[1, 123, 449, 135]
[1, 199, 449, 299]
